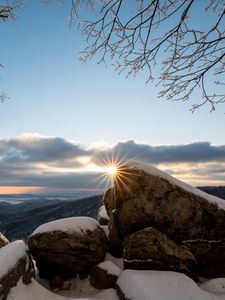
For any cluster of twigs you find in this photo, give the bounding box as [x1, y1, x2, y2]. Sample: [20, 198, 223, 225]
[72, 0, 225, 112]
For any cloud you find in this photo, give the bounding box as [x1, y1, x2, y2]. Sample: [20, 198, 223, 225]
[92, 140, 225, 164]
[1, 134, 225, 192]
[0, 134, 88, 163]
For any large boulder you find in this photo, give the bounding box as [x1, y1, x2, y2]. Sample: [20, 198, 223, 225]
[112, 162, 225, 242]
[28, 217, 108, 279]
[0, 232, 9, 248]
[0, 240, 34, 300]
[123, 227, 197, 280]
[183, 239, 225, 278]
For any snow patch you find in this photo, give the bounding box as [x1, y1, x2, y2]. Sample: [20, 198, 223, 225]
[105, 253, 124, 269]
[200, 278, 225, 295]
[0, 240, 27, 278]
[98, 205, 109, 221]
[97, 260, 121, 277]
[31, 217, 100, 236]
[0, 232, 9, 244]
[117, 270, 223, 300]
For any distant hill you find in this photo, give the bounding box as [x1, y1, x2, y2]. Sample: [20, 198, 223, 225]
[0, 195, 102, 240]
[197, 186, 225, 200]
[1, 186, 225, 241]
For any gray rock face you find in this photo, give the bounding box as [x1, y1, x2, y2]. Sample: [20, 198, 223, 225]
[113, 166, 225, 242]
[28, 218, 108, 279]
[0, 232, 9, 249]
[123, 227, 196, 279]
[183, 240, 225, 278]
[0, 241, 34, 300]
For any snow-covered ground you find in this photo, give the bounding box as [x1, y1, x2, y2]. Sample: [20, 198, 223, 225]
[6, 270, 225, 300]
[117, 270, 225, 300]
[7, 278, 119, 300]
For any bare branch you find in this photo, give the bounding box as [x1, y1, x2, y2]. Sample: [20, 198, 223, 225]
[72, 0, 225, 111]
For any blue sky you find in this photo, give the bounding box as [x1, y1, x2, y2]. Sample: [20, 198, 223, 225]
[0, 1, 224, 193]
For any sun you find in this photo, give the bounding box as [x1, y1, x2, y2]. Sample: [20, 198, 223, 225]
[106, 165, 118, 176]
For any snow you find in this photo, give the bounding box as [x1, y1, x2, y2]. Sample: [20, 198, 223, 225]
[98, 205, 109, 221]
[200, 278, 225, 295]
[0, 240, 27, 278]
[127, 161, 225, 210]
[105, 253, 124, 269]
[8, 279, 77, 300]
[97, 260, 121, 277]
[116, 270, 225, 300]
[100, 225, 109, 238]
[0, 232, 9, 244]
[31, 217, 100, 236]
[8, 278, 119, 300]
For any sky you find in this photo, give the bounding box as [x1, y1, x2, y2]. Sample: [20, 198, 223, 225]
[0, 1, 224, 194]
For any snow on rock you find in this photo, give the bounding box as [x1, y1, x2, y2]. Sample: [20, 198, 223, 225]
[116, 270, 221, 300]
[0, 232, 9, 248]
[200, 278, 225, 295]
[128, 161, 225, 210]
[28, 217, 107, 279]
[98, 205, 109, 221]
[31, 217, 100, 236]
[97, 261, 122, 277]
[105, 253, 123, 269]
[98, 205, 109, 225]
[0, 240, 27, 278]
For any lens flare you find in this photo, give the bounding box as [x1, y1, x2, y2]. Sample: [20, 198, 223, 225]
[107, 165, 117, 176]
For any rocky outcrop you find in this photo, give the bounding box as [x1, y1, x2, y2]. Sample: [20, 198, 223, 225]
[113, 164, 225, 242]
[102, 187, 115, 217]
[0, 240, 34, 300]
[123, 227, 197, 279]
[0, 232, 9, 248]
[90, 260, 121, 289]
[28, 217, 108, 279]
[183, 239, 225, 278]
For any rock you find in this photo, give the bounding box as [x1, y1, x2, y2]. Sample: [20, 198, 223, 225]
[108, 209, 123, 258]
[0, 240, 34, 300]
[113, 163, 225, 242]
[123, 227, 197, 280]
[28, 217, 108, 279]
[0, 232, 9, 249]
[183, 239, 225, 278]
[102, 187, 115, 217]
[49, 275, 64, 290]
[98, 205, 109, 225]
[90, 260, 121, 289]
